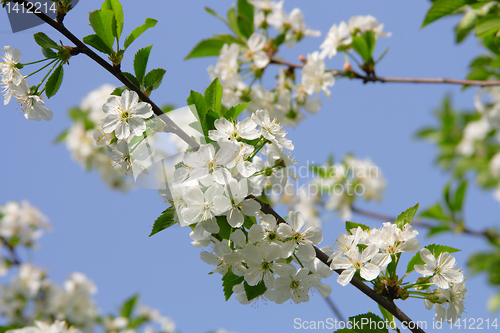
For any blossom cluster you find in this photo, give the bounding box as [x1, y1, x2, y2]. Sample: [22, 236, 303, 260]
[206, 0, 390, 126]
[310, 155, 386, 220]
[1, 46, 53, 121]
[328, 222, 466, 323]
[0, 201, 51, 274]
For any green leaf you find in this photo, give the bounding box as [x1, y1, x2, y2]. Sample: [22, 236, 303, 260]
[443, 183, 454, 212]
[53, 129, 69, 144]
[149, 206, 176, 237]
[225, 101, 252, 120]
[237, 0, 254, 38]
[186, 90, 208, 136]
[122, 72, 141, 90]
[345, 312, 388, 333]
[101, 0, 124, 39]
[83, 34, 113, 55]
[204, 78, 223, 115]
[124, 18, 158, 50]
[351, 36, 371, 62]
[120, 294, 138, 319]
[216, 216, 232, 240]
[244, 280, 266, 301]
[185, 34, 242, 60]
[243, 215, 256, 229]
[421, 0, 468, 28]
[406, 244, 460, 274]
[345, 221, 370, 234]
[205, 6, 228, 24]
[134, 45, 152, 86]
[45, 64, 64, 99]
[222, 270, 244, 301]
[41, 47, 57, 59]
[419, 203, 449, 221]
[455, 9, 479, 43]
[363, 31, 377, 58]
[378, 304, 396, 332]
[475, 16, 500, 37]
[206, 110, 220, 132]
[227, 6, 244, 39]
[89, 9, 115, 50]
[427, 225, 452, 237]
[454, 180, 467, 211]
[33, 32, 58, 49]
[144, 68, 166, 90]
[111, 86, 127, 96]
[394, 203, 419, 229]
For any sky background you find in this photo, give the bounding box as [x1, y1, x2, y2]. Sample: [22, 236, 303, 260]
[1, 0, 499, 332]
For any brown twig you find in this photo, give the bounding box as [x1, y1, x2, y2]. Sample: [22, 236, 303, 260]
[11, 0, 199, 150]
[270, 57, 500, 87]
[351, 206, 500, 244]
[247, 195, 425, 333]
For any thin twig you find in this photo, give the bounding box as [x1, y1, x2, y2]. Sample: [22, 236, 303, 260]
[0, 237, 21, 265]
[248, 195, 425, 333]
[351, 206, 500, 244]
[324, 295, 346, 323]
[270, 57, 500, 87]
[11, 0, 199, 150]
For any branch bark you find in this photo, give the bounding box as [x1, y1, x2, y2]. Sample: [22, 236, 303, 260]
[270, 57, 500, 87]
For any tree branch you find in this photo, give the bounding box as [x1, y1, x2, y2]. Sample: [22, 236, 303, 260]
[0, 237, 21, 266]
[11, 0, 199, 150]
[270, 57, 500, 87]
[351, 205, 500, 244]
[247, 195, 426, 333]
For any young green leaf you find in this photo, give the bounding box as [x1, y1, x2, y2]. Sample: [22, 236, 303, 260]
[350, 36, 371, 62]
[345, 221, 370, 233]
[101, 0, 124, 40]
[204, 78, 223, 115]
[243, 280, 267, 301]
[205, 7, 228, 24]
[421, 0, 468, 28]
[45, 64, 64, 99]
[224, 101, 252, 120]
[237, 0, 254, 38]
[89, 9, 116, 50]
[419, 203, 449, 221]
[346, 312, 388, 333]
[186, 90, 208, 135]
[475, 16, 500, 37]
[406, 243, 460, 273]
[455, 9, 479, 43]
[454, 180, 467, 212]
[83, 34, 113, 55]
[33, 32, 58, 49]
[394, 203, 419, 229]
[149, 206, 176, 237]
[206, 110, 220, 132]
[222, 271, 244, 301]
[144, 68, 166, 90]
[124, 18, 158, 50]
[185, 34, 242, 60]
[122, 72, 141, 90]
[41, 48, 57, 59]
[227, 6, 244, 39]
[133, 45, 152, 86]
[216, 216, 232, 240]
[53, 129, 69, 144]
[119, 294, 138, 319]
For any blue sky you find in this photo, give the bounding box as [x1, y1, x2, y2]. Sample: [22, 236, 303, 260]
[1, 1, 499, 332]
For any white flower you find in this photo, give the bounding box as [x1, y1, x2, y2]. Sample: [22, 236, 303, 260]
[277, 211, 322, 261]
[269, 9, 320, 47]
[80, 83, 115, 124]
[249, 84, 290, 120]
[208, 43, 242, 88]
[208, 117, 260, 142]
[251, 109, 294, 150]
[320, 21, 352, 59]
[267, 266, 319, 304]
[218, 178, 260, 228]
[456, 117, 490, 156]
[101, 90, 153, 141]
[330, 244, 380, 286]
[425, 282, 467, 324]
[180, 184, 231, 232]
[248, 214, 280, 245]
[1, 46, 23, 86]
[200, 240, 234, 275]
[242, 243, 284, 288]
[414, 248, 464, 289]
[226, 142, 257, 178]
[7, 321, 81, 333]
[183, 142, 239, 185]
[245, 33, 270, 69]
[250, 0, 282, 11]
[301, 51, 334, 97]
[10, 79, 53, 121]
[348, 15, 391, 37]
